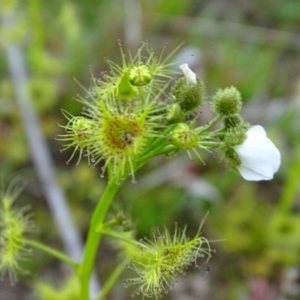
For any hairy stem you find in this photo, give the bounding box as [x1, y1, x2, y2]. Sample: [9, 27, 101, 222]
[195, 115, 223, 135]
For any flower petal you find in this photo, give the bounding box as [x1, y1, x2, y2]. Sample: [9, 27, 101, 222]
[179, 63, 197, 85]
[234, 125, 281, 181]
[237, 165, 275, 181]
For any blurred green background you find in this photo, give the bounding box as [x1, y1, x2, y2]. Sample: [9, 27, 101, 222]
[1, 0, 300, 299]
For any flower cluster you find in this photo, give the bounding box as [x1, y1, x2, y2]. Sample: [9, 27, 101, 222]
[125, 225, 212, 298]
[57, 41, 181, 183]
[57, 43, 281, 182]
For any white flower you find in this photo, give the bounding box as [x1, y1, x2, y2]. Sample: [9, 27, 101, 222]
[179, 63, 197, 85]
[234, 125, 281, 181]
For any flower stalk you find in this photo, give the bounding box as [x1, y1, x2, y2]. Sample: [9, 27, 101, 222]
[79, 179, 122, 300]
[24, 239, 79, 269]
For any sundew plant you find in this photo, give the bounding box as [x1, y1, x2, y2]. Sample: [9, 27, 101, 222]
[0, 41, 281, 299]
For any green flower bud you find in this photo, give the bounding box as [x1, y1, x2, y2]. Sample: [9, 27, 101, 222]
[170, 123, 198, 149]
[122, 220, 132, 232]
[111, 212, 133, 232]
[125, 224, 212, 298]
[223, 115, 243, 129]
[56, 115, 94, 165]
[211, 86, 242, 117]
[221, 146, 242, 170]
[224, 127, 247, 147]
[117, 72, 138, 100]
[165, 103, 184, 124]
[71, 117, 93, 144]
[128, 64, 152, 86]
[172, 77, 205, 114]
[220, 126, 246, 170]
[72, 117, 92, 132]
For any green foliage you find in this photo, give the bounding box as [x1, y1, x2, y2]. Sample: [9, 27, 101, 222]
[210, 183, 300, 277]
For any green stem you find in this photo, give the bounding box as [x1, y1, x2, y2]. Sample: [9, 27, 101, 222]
[97, 259, 129, 300]
[204, 128, 226, 138]
[136, 124, 177, 169]
[78, 124, 187, 299]
[156, 141, 222, 156]
[24, 239, 79, 269]
[138, 124, 177, 159]
[195, 115, 223, 135]
[200, 141, 223, 147]
[79, 180, 122, 300]
[102, 219, 119, 229]
[155, 145, 179, 156]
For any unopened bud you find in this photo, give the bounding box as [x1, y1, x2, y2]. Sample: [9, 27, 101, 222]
[72, 117, 92, 132]
[128, 64, 152, 86]
[223, 115, 243, 129]
[71, 117, 93, 143]
[223, 127, 247, 147]
[166, 103, 184, 124]
[221, 146, 242, 169]
[211, 86, 242, 117]
[170, 123, 198, 149]
[172, 77, 205, 115]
